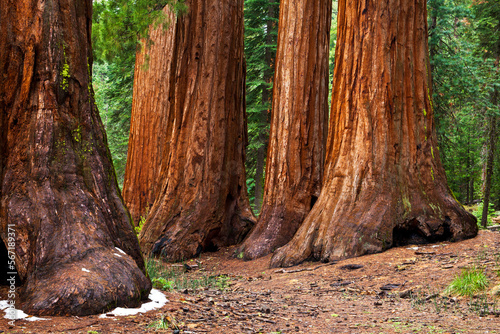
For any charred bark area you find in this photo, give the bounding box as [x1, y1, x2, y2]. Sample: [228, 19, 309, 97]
[239, 0, 331, 260]
[0, 0, 150, 315]
[271, 0, 477, 268]
[122, 8, 177, 225]
[139, 0, 255, 262]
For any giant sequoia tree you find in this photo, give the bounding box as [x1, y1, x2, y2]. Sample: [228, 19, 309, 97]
[123, 8, 177, 225]
[139, 0, 255, 261]
[0, 0, 150, 315]
[271, 0, 478, 268]
[239, 0, 331, 260]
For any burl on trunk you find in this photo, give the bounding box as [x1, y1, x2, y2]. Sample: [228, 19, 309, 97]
[0, 0, 150, 315]
[271, 0, 477, 268]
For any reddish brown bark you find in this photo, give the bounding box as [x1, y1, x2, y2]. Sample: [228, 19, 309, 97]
[0, 0, 150, 315]
[271, 0, 478, 268]
[239, 0, 331, 260]
[139, 0, 255, 261]
[123, 8, 177, 225]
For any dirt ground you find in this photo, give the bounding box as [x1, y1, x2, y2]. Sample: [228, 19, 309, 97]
[1, 230, 500, 334]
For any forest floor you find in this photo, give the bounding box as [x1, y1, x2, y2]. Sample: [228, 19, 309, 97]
[1, 229, 500, 334]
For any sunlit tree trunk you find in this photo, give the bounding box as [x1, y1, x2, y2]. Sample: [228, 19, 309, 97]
[239, 0, 331, 260]
[123, 8, 177, 225]
[0, 0, 150, 315]
[271, 0, 478, 268]
[139, 0, 255, 261]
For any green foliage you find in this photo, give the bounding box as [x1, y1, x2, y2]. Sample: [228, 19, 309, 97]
[444, 267, 489, 297]
[134, 214, 147, 234]
[147, 315, 171, 330]
[93, 61, 132, 187]
[151, 277, 175, 291]
[92, 0, 187, 64]
[244, 0, 279, 212]
[60, 63, 70, 91]
[472, 201, 495, 227]
[214, 275, 231, 291]
[428, 0, 500, 206]
[146, 259, 231, 293]
[473, 0, 500, 61]
[329, 1, 339, 107]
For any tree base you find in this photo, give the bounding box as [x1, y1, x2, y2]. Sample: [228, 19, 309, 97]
[270, 196, 478, 268]
[238, 206, 306, 260]
[20, 248, 151, 316]
[144, 206, 255, 262]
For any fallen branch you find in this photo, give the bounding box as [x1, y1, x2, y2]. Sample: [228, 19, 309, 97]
[274, 262, 337, 274]
[256, 317, 276, 324]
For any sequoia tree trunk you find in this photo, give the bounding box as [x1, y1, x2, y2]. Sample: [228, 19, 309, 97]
[139, 0, 255, 261]
[0, 0, 151, 315]
[271, 0, 478, 268]
[239, 0, 331, 260]
[122, 8, 177, 225]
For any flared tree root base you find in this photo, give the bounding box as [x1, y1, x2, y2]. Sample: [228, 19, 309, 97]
[270, 202, 478, 268]
[238, 206, 307, 260]
[20, 248, 151, 316]
[144, 210, 255, 263]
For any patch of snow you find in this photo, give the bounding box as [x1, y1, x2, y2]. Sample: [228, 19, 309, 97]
[115, 247, 127, 255]
[82, 268, 90, 273]
[407, 246, 419, 250]
[113, 253, 122, 257]
[0, 300, 48, 321]
[99, 289, 168, 318]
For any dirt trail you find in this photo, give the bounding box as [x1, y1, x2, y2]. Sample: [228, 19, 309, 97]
[1, 230, 499, 333]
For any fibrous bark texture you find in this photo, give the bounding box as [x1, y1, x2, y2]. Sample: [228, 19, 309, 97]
[139, 0, 255, 261]
[123, 8, 177, 225]
[0, 0, 151, 315]
[239, 0, 331, 260]
[271, 0, 478, 268]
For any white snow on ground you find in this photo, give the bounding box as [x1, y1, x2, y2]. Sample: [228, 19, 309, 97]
[82, 268, 91, 273]
[99, 289, 168, 318]
[115, 247, 127, 254]
[0, 289, 166, 321]
[0, 300, 48, 321]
